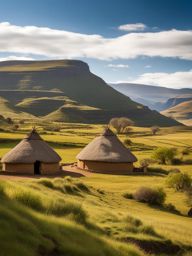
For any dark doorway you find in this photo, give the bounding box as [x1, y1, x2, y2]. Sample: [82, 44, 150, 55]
[34, 160, 41, 175]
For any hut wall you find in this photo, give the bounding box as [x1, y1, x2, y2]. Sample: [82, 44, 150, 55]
[77, 160, 134, 174]
[41, 163, 61, 175]
[2, 163, 34, 174]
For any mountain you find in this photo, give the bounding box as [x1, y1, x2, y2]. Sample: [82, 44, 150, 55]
[161, 100, 192, 126]
[0, 60, 180, 126]
[110, 83, 192, 111]
[162, 95, 192, 110]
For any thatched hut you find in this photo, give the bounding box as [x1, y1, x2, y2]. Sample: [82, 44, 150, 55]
[76, 128, 137, 173]
[1, 129, 61, 175]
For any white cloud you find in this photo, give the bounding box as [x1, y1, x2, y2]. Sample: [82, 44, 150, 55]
[0, 22, 192, 60]
[118, 23, 146, 31]
[131, 70, 192, 88]
[0, 55, 34, 62]
[107, 64, 129, 68]
[145, 65, 151, 68]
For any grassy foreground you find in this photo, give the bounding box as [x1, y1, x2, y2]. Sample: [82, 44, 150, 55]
[0, 123, 192, 255]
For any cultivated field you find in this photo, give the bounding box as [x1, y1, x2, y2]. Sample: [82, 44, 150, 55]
[0, 122, 192, 255]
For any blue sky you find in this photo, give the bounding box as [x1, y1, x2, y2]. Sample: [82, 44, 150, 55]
[0, 0, 192, 88]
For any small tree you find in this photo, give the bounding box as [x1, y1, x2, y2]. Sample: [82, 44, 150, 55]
[152, 147, 177, 165]
[6, 117, 13, 124]
[109, 117, 134, 134]
[151, 126, 160, 135]
[140, 158, 154, 172]
[12, 124, 19, 131]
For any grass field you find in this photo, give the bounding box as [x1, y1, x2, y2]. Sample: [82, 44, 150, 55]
[0, 123, 192, 255]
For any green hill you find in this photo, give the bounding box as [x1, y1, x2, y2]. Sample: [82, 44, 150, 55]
[0, 60, 180, 126]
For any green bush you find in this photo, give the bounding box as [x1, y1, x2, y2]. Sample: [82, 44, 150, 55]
[152, 147, 177, 165]
[133, 187, 166, 205]
[167, 173, 192, 191]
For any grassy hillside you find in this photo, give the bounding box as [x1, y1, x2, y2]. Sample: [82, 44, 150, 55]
[161, 100, 192, 125]
[0, 97, 34, 120]
[0, 124, 192, 255]
[0, 178, 143, 256]
[0, 60, 180, 126]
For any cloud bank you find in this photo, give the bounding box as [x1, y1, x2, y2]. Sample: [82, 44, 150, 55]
[131, 70, 192, 88]
[118, 23, 146, 31]
[0, 22, 192, 61]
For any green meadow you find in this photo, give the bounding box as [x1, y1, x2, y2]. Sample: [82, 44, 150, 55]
[0, 123, 192, 255]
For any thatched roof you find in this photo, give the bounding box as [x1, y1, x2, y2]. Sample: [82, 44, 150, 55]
[76, 128, 137, 163]
[1, 129, 61, 164]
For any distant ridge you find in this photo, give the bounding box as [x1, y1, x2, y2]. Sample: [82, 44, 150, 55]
[110, 82, 192, 111]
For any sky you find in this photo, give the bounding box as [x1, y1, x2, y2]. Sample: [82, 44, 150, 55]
[0, 0, 192, 88]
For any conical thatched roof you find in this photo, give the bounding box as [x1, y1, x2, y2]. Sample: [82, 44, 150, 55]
[1, 129, 61, 163]
[76, 128, 137, 163]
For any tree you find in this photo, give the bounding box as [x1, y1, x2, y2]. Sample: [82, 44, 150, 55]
[6, 117, 13, 124]
[12, 124, 19, 131]
[109, 117, 134, 134]
[140, 158, 155, 172]
[167, 173, 192, 191]
[151, 126, 160, 135]
[152, 147, 177, 164]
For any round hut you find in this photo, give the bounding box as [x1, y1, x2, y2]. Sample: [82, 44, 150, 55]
[1, 128, 61, 175]
[76, 128, 137, 174]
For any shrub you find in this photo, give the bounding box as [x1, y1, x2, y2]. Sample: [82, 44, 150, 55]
[152, 147, 177, 165]
[167, 173, 192, 191]
[125, 216, 142, 227]
[122, 192, 133, 199]
[133, 187, 166, 205]
[138, 225, 157, 236]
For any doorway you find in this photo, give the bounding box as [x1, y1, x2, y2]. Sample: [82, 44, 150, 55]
[34, 160, 41, 175]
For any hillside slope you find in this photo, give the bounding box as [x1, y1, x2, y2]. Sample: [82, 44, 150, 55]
[161, 100, 192, 125]
[0, 60, 180, 126]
